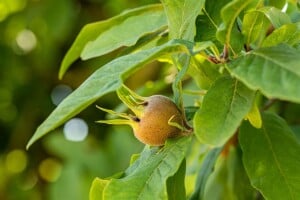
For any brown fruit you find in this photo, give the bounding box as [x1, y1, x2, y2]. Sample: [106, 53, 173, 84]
[130, 95, 184, 146]
[97, 86, 191, 146]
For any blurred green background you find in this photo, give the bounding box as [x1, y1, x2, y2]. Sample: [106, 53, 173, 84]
[0, 0, 158, 199]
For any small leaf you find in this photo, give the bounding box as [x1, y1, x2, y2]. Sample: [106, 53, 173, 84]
[189, 56, 221, 90]
[246, 100, 262, 129]
[258, 7, 291, 28]
[204, 0, 231, 25]
[81, 6, 167, 60]
[193, 76, 255, 146]
[242, 10, 270, 46]
[216, 0, 252, 53]
[27, 40, 190, 149]
[59, 4, 165, 79]
[240, 112, 300, 200]
[103, 136, 192, 200]
[167, 160, 186, 200]
[226, 44, 300, 103]
[262, 22, 300, 47]
[161, 0, 205, 41]
[89, 178, 109, 200]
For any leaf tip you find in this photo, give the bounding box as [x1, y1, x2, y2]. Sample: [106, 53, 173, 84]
[26, 138, 34, 150]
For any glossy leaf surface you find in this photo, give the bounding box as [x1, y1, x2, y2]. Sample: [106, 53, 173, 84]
[240, 112, 300, 200]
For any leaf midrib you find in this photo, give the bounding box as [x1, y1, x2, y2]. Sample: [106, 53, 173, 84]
[261, 125, 295, 199]
[226, 0, 251, 46]
[136, 144, 183, 200]
[251, 51, 300, 78]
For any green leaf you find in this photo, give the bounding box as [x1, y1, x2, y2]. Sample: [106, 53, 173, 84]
[103, 136, 192, 200]
[265, 0, 287, 9]
[59, 4, 165, 79]
[258, 7, 291, 28]
[193, 76, 255, 146]
[161, 0, 205, 41]
[240, 112, 300, 200]
[203, 147, 257, 200]
[195, 0, 231, 44]
[246, 100, 262, 129]
[26, 40, 190, 149]
[81, 6, 167, 60]
[242, 10, 270, 46]
[226, 44, 300, 103]
[189, 57, 221, 90]
[195, 15, 218, 43]
[204, 0, 231, 26]
[216, 0, 252, 53]
[166, 159, 186, 200]
[89, 178, 110, 200]
[262, 22, 300, 47]
[189, 147, 222, 200]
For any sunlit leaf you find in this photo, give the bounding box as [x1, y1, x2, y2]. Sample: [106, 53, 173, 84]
[240, 112, 300, 200]
[193, 76, 255, 146]
[226, 44, 300, 103]
[245, 100, 262, 129]
[216, 0, 252, 53]
[27, 40, 190, 149]
[103, 136, 192, 200]
[59, 4, 165, 79]
[242, 10, 270, 46]
[262, 22, 300, 47]
[81, 6, 167, 60]
[161, 0, 205, 41]
[258, 7, 291, 28]
[89, 178, 110, 200]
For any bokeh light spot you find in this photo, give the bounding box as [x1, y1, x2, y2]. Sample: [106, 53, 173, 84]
[38, 158, 62, 182]
[50, 84, 72, 106]
[63, 118, 89, 142]
[16, 29, 37, 53]
[5, 149, 27, 174]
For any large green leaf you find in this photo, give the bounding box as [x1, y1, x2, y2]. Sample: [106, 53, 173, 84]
[226, 44, 300, 103]
[203, 147, 257, 200]
[81, 6, 167, 60]
[26, 40, 190, 149]
[161, 0, 205, 41]
[216, 0, 252, 53]
[262, 22, 300, 47]
[166, 159, 186, 200]
[193, 76, 255, 146]
[240, 112, 300, 200]
[59, 4, 164, 79]
[103, 136, 192, 200]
